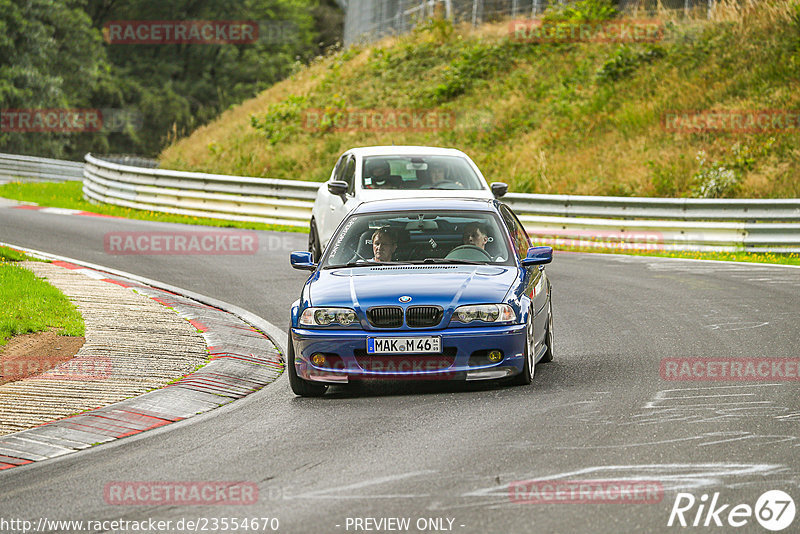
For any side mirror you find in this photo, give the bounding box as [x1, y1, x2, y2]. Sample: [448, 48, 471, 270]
[328, 180, 348, 196]
[491, 182, 508, 198]
[290, 251, 317, 271]
[520, 246, 553, 266]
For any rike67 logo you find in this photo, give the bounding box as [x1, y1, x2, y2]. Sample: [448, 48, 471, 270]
[668, 490, 795, 531]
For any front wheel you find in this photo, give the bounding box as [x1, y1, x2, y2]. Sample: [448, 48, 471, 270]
[287, 332, 327, 397]
[511, 312, 534, 385]
[540, 299, 554, 363]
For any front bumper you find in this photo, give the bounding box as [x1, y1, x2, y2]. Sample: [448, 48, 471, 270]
[290, 324, 526, 383]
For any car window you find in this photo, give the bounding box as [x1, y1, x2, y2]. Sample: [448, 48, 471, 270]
[332, 155, 347, 182]
[500, 205, 531, 261]
[361, 155, 485, 190]
[343, 156, 355, 195]
[321, 210, 515, 268]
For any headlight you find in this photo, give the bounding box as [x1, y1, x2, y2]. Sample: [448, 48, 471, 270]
[452, 304, 515, 324]
[300, 307, 358, 327]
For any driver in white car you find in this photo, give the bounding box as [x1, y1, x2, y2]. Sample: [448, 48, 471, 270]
[427, 161, 463, 188]
[429, 162, 447, 184]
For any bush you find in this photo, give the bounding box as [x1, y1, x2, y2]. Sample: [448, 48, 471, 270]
[690, 151, 741, 198]
[597, 45, 666, 82]
[542, 0, 619, 23]
[250, 95, 308, 144]
[430, 42, 515, 103]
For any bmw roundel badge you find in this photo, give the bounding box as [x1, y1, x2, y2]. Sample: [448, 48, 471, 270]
[399, 295, 412, 303]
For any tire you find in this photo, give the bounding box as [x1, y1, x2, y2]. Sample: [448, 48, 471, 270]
[287, 331, 327, 397]
[308, 221, 322, 263]
[511, 310, 534, 385]
[540, 298, 554, 363]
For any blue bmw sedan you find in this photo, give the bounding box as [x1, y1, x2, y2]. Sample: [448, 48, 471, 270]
[288, 198, 553, 396]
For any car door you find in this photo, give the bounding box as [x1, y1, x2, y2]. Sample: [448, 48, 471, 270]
[321, 155, 358, 246]
[501, 205, 547, 350]
[314, 154, 345, 245]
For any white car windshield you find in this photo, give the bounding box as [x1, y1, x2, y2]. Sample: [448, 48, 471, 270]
[361, 155, 485, 190]
[322, 211, 514, 268]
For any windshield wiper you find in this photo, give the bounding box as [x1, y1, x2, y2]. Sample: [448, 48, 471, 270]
[324, 261, 409, 269]
[413, 258, 484, 265]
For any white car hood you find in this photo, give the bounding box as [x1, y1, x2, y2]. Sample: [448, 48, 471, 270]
[357, 189, 494, 201]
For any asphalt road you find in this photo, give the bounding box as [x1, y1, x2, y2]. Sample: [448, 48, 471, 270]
[1, 204, 799, 534]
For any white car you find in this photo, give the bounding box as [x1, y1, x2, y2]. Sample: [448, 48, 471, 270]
[308, 146, 507, 260]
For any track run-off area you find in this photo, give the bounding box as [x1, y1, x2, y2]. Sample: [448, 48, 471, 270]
[1, 201, 799, 533]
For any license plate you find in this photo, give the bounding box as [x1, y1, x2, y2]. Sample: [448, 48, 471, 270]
[367, 336, 441, 354]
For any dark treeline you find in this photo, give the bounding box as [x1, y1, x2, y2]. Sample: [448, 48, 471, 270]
[0, 0, 343, 160]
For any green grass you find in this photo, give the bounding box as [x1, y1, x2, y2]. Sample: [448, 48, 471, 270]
[161, 0, 800, 199]
[0, 252, 85, 346]
[0, 245, 32, 263]
[0, 181, 304, 234]
[552, 243, 800, 265]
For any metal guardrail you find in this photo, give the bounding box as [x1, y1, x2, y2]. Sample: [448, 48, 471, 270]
[83, 153, 319, 227]
[503, 193, 800, 222]
[96, 155, 160, 169]
[81, 153, 800, 253]
[1, 151, 796, 252]
[0, 153, 84, 182]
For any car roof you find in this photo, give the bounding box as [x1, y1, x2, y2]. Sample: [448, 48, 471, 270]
[345, 146, 470, 158]
[351, 197, 498, 214]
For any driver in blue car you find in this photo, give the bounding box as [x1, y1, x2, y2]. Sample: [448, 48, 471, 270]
[371, 227, 397, 262]
[462, 222, 490, 251]
[453, 222, 498, 261]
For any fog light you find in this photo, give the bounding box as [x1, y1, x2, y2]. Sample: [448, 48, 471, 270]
[487, 350, 503, 363]
[311, 353, 326, 366]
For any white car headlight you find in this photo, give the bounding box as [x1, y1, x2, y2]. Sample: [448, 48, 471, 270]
[300, 307, 358, 327]
[452, 304, 516, 324]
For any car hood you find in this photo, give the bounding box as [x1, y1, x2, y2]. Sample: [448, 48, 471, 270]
[308, 265, 518, 310]
[358, 189, 493, 201]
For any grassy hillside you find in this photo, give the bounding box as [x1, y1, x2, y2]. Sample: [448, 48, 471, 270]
[160, 0, 800, 198]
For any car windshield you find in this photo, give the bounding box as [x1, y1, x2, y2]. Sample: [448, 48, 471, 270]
[321, 210, 515, 268]
[361, 155, 485, 190]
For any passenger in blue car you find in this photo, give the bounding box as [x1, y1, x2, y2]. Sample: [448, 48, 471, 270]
[370, 227, 397, 262]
